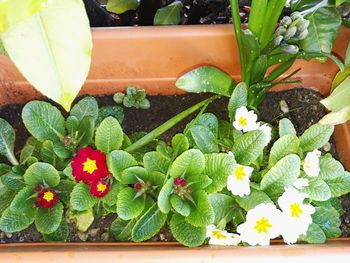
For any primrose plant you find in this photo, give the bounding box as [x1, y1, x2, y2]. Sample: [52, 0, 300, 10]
[0, 83, 348, 246]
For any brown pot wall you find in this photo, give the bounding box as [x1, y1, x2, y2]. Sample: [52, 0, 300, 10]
[0, 25, 350, 257]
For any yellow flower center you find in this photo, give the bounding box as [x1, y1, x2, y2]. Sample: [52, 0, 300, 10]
[238, 116, 248, 126]
[212, 230, 228, 240]
[234, 166, 246, 181]
[97, 183, 107, 193]
[253, 217, 272, 234]
[43, 191, 54, 202]
[290, 203, 303, 218]
[83, 158, 98, 174]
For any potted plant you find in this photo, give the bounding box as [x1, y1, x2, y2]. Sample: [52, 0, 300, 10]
[0, 0, 350, 260]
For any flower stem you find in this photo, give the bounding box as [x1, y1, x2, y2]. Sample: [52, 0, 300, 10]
[125, 95, 220, 153]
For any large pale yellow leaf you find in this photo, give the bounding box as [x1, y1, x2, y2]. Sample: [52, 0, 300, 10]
[1, 0, 92, 111]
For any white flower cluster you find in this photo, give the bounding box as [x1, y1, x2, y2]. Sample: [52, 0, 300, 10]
[206, 107, 324, 246]
[207, 187, 315, 246]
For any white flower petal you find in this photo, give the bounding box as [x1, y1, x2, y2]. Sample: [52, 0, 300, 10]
[303, 150, 321, 177]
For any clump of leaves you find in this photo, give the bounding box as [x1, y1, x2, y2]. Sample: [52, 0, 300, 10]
[176, 0, 346, 109]
[114, 87, 151, 109]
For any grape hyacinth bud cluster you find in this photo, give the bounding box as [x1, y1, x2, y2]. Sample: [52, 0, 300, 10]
[274, 12, 310, 54]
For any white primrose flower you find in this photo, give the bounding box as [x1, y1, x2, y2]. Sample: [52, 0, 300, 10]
[227, 164, 253, 197]
[303, 150, 321, 177]
[237, 203, 283, 246]
[278, 187, 315, 244]
[206, 225, 241, 246]
[233, 106, 259, 132]
[293, 178, 309, 190]
[258, 123, 272, 145]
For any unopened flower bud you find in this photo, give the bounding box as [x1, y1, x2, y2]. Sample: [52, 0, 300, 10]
[283, 44, 299, 54]
[281, 16, 292, 27]
[291, 12, 302, 21]
[297, 29, 308, 40]
[274, 35, 284, 46]
[284, 26, 297, 40]
[275, 26, 286, 37]
[297, 19, 310, 33]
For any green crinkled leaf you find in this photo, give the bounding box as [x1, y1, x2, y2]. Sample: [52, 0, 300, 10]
[24, 162, 60, 187]
[268, 134, 300, 167]
[228, 82, 248, 122]
[186, 190, 214, 227]
[261, 154, 300, 198]
[175, 66, 236, 97]
[40, 140, 65, 170]
[20, 145, 35, 164]
[194, 113, 219, 137]
[172, 133, 189, 156]
[143, 151, 171, 174]
[154, 1, 182, 26]
[0, 206, 36, 233]
[0, 188, 16, 215]
[76, 116, 95, 147]
[43, 218, 69, 242]
[302, 178, 331, 201]
[95, 117, 123, 154]
[234, 130, 266, 165]
[70, 182, 98, 211]
[22, 101, 65, 142]
[299, 223, 327, 244]
[55, 179, 76, 205]
[158, 179, 173, 214]
[190, 125, 219, 154]
[204, 153, 235, 193]
[102, 183, 122, 206]
[70, 96, 98, 122]
[208, 193, 237, 227]
[312, 206, 341, 239]
[170, 195, 191, 217]
[132, 203, 167, 242]
[97, 105, 124, 126]
[279, 118, 296, 137]
[324, 172, 350, 198]
[319, 155, 345, 180]
[1, 0, 92, 111]
[107, 150, 138, 181]
[10, 186, 35, 213]
[110, 217, 136, 241]
[106, 0, 139, 15]
[117, 187, 145, 220]
[301, 7, 342, 55]
[170, 213, 206, 247]
[235, 189, 272, 211]
[170, 149, 205, 178]
[1, 170, 25, 190]
[0, 118, 17, 164]
[35, 201, 63, 234]
[299, 124, 334, 152]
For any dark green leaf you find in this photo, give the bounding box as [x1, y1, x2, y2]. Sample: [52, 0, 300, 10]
[70, 182, 98, 211]
[35, 201, 63, 234]
[154, 1, 182, 25]
[70, 96, 98, 122]
[110, 217, 136, 241]
[117, 187, 145, 220]
[228, 83, 248, 122]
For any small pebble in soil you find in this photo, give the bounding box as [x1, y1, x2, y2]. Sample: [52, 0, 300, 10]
[88, 228, 100, 238]
[101, 232, 109, 242]
[279, 99, 289, 114]
[77, 232, 89, 242]
[323, 142, 332, 152]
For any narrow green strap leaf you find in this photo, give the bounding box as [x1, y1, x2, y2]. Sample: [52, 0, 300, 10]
[248, 0, 268, 38]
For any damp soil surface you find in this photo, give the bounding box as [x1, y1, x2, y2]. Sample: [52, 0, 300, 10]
[1, 88, 350, 243]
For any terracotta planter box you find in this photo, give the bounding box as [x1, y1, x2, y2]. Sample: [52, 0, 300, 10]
[0, 24, 350, 259]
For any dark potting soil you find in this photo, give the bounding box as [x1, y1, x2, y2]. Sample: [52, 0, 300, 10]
[0, 88, 349, 243]
[87, 0, 290, 27]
